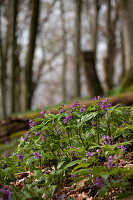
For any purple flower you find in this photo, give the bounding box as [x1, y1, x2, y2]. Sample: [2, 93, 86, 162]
[41, 110, 45, 116]
[17, 153, 23, 162]
[3, 151, 8, 158]
[96, 176, 103, 188]
[96, 149, 101, 155]
[68, 110, 72, 113]
[0, 185, 12, 200]
[121, 145, 126, 152]
[29, 119, 35, 128]
[85, 158, 88, 162]
[97, 96, 101, 100]
[88, 174, 92, 178]
[34, 152, 42, 159]
[63, 115, 72, 124]
[71, 174, 77, 178]
[24, 136, 28, 141]
[93, 96, 97, 101]
[59, 108, 66, 114]
[86, 152, 94, 158]
[80, 105, 86, 112]
[91, 122, 95, 126]
[69, 146, 75, 154]
[41, 135, 46, 142]
[61, 193, 66, 200]
[35, 131, 40, 137]
[107, 101, 112, 108]
[25, 131, 29, 136]
[71, 100, 80, 109]
[43, 131, 47, 135]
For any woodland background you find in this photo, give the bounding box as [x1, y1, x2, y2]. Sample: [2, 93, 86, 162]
[0, 0, 133, 119]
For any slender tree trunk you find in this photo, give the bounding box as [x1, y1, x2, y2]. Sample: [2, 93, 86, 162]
[74, 0, 82, 97]
[120, 29, 125, 82]
[103, 0, 118, 92]
[0, 1, 11, 117]
[60, 0, 67, 102]
[24, 0, 40, 110]
[82, 0, 103, 97]
[11, 0, 19, 113]
[120, 0, 133, 89]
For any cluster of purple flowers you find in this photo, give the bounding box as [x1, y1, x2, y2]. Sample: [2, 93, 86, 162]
[40, 107, 45, 116]
[35, 131, 40, 137]
[85, 152, 94, 162]
[24, 131, 29, 141]
[0, 185, 12, 200]
[79, 105, 86, 112]
[71, 100, 80, 109]
[63, 115, 72, 124]
[33, 152, 42, 159]
[29, 119, 35, 128]
[17, 153, 23, 162]
[117, 144, 126, 152]
[107, 155, 117, 169]
[59, 104, 66, 114]
[100, 100, 112, 115]
[102, 135, 113, 144]
[96, 176, 103, 188]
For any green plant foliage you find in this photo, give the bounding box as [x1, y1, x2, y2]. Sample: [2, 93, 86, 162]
[0, 97, 133, 199]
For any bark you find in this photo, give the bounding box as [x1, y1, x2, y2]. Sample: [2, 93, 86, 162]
[120, 29, 125, 81]
[0, 0, 11, 118]
[83, 0, 103, 97]
[24, 0, 40, 110]
[11, 0, 19, 113]
[120, 0, 133, 89]
[60, 0, 67, 102]
[104, 0, 118, 92]
[74, 0, 82, 97]
[81, 51, 103, 97]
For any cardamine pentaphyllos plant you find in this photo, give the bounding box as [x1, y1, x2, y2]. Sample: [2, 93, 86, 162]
[0, 97, 133, 199]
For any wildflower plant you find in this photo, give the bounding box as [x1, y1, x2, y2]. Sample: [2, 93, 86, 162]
[0, 97, 133, 199]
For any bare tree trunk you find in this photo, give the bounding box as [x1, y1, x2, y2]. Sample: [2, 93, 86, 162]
[82, 0, 103, 97]
[11, 0, 19, 113]
[103, 0, 118, 92]
[120, 29, 125, 82]
[81, 51, 103, 97]
[0, 0, 11, 117]
[60, 0, 67, 102]
[74, 0, 82, 97]
[120, 0, 133, 89]
[24, 0, 40, 110]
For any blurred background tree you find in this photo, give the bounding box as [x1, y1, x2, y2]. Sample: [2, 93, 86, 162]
[0, 0, 133, 119]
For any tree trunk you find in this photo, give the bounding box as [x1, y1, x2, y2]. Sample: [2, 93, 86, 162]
[11, 0, 19, 113]
[81, 51, 103, 97]
[0, 0, 11, 118]
[60, 0, 67, 102]
[104, 0, 118, 92]
[120, 0, 133, 89]
[24, 0, 40, 110]
[74, 0, 82, 97]
[82, 0, 103, 97]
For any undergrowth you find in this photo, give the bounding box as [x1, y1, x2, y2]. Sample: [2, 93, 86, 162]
[0, 97, 133, 199]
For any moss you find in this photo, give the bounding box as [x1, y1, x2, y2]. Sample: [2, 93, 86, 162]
[11, 130, 26, 139]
